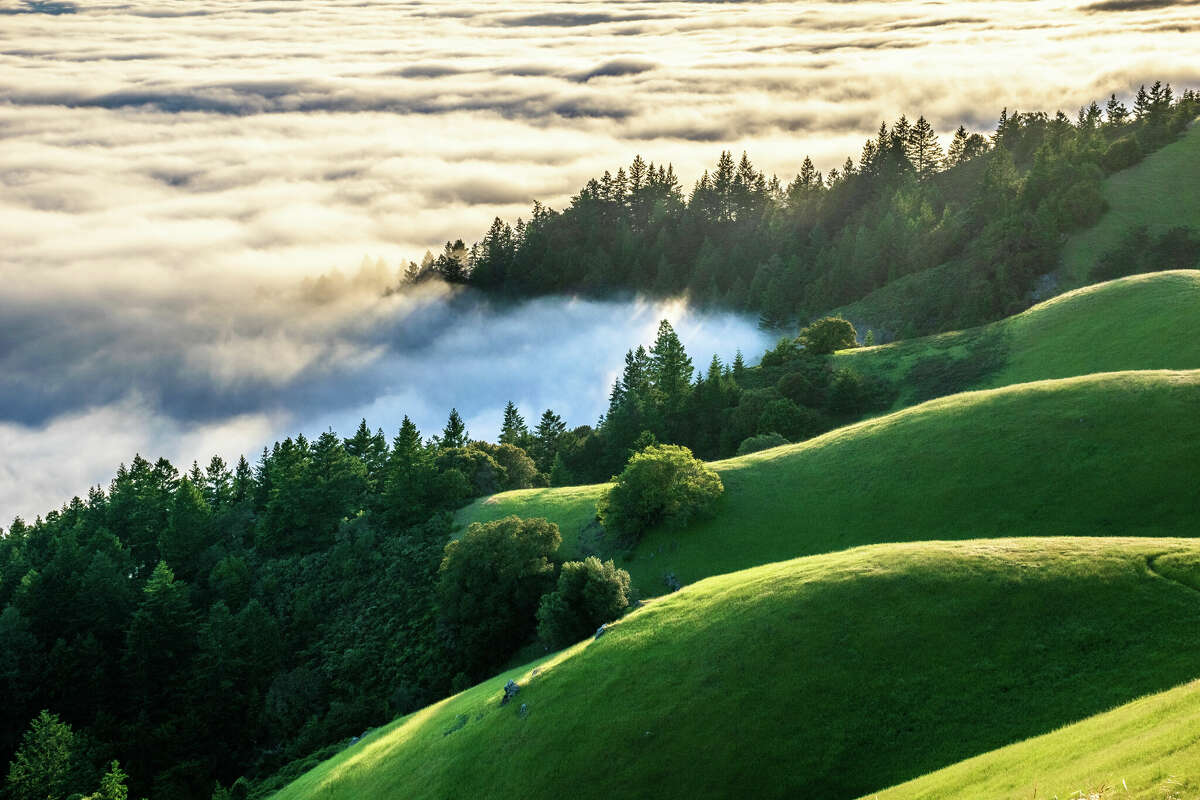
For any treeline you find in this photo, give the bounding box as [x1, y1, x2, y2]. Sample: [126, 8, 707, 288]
[0, 319, 887, 799]
[407, 82, 1198, 336]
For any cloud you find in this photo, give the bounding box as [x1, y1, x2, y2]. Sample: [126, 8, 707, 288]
[0, 1, 76, 14]
[1, 0, 1197, 517]
[495, 11, 672, 27]
[1081, 0, 1198, 10]
[569, 58, 658, 83]
[0, 276, 770, 522]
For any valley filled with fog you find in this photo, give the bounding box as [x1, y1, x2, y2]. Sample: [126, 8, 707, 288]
[2, 0, 1197, 519]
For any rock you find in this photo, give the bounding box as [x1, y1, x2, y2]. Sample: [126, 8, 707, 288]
[500, 679, 520, 706]
[594, 623, 607, 640]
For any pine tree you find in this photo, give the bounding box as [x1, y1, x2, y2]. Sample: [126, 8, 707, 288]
[907, 115, 943, 179]
[5, 710, 86, 800]
[946, 125, 969, 167]
[1105, 93, 1129, 126]
[533, 410, 567, 473]
[648, 320, 694, 415]
[1134, 84, 1152, 119]
[441, 409, 468, 449]
[499, 402, 530, 447]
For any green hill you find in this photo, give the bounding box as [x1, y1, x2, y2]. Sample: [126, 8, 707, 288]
[872, 675, 1200, 799]
[834, 270, 1200, 409]
[1060, 120, 1200, 285]
[271, 538, 1200, 800]
[459, 369, 1200, 596]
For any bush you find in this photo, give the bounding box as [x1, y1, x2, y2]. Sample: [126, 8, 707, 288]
[759, 337, 802, 368]
[759, 399, 826, 440]
[435, 446, 506, 497]
[473, 442, 538, 490]
[596, 445, 723, 542]
[536, 557, 631, 649]
[736, 432, 788, 456]
[437, 516, 562, 677]
[799, 316, 858, 354]
[1102, 135, 1143, 173]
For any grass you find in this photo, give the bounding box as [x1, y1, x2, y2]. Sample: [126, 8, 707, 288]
[870, 677, 1200, 799]
[458, 369, 1200, 596]
[271, 538, 1200, 800]
[834, 270, 1200, 408]
[1060, 121, 1200, 285]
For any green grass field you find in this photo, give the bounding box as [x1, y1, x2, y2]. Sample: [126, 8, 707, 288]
[872, 675, 1200, 799]
[1060, 121, 1200, 285]
[458, 369, 1200, 596]
[271, 539, 1200, 800]
[834, 270, 1200, 408]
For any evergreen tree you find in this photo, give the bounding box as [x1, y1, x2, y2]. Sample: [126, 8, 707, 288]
[441, 409, 468, 449]
[533, 410, 567, 473]
[648, 320, 694, 414]
[498, 402, 529, 448]
[1105, 93, 1129, 126]
[907, 116, 943, 179]
[4, 710, 86, 800]
[947, 125, 969, 167]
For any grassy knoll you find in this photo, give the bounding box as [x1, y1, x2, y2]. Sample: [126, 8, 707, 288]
[834, 270, 1200, 408]
[458, 370, 1200, 595]
[1060, 120, 1200, 285]
[272, 539, 1200, 800]
[871, 673, 1200, 798]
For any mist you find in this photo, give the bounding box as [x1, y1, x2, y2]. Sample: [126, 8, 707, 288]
[3, 0, 1197, 520]
[0, 281, 772, 522]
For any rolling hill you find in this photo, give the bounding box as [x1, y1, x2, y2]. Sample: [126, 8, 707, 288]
[1060, 119, 1200, 285]
[271, 538, 1200, 800]
[834, 269, 1200, 409]
[870, 676, 1200, 799]
[459, 369, 1200, 596]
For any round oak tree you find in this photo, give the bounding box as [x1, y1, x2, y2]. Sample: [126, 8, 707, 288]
[536, 556, 631, 649]
[437, 516, 561, 677]
[800, 316, 858, 355]
[596, 444, 723, 542]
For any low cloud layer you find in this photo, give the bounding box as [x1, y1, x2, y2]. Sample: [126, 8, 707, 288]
[1, 0, 1197, 520]
[0, 276, 771, 521]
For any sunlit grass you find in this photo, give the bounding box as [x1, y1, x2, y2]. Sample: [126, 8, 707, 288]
[271, 538, 1200, 800]
[459, 369, 1200, 596]
[1060, 121, 1200, 285]
[834, 270, 1200, 408]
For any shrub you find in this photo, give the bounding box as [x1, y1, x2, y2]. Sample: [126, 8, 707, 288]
[1102, 135, 1143, 173]
[596, 445, 724, 542]
[799, 316, 858, 354]
[759, 336, 802, 368]
[435, 446, 506, 497]
[759, 398, 826, 440]
[473, 442, 538, 490]
[437, 516, 561, 677]
[536, 556, 631, 649]
[736, 432, 789, 456]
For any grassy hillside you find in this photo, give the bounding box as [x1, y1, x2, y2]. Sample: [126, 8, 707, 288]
[872, 674, 1200, 798]
[458, 369, 1200, 595]
[834, 122, 1200, 334]
[272, 539, 1200, 800]
[1060, 120, 1200, 285]
[834, 270, 1200, 409]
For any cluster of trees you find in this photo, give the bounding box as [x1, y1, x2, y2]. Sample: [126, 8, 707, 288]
[402, 83, 1197, 337]
[0, 316, 883, 799]
[437, 516, 632, 672]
